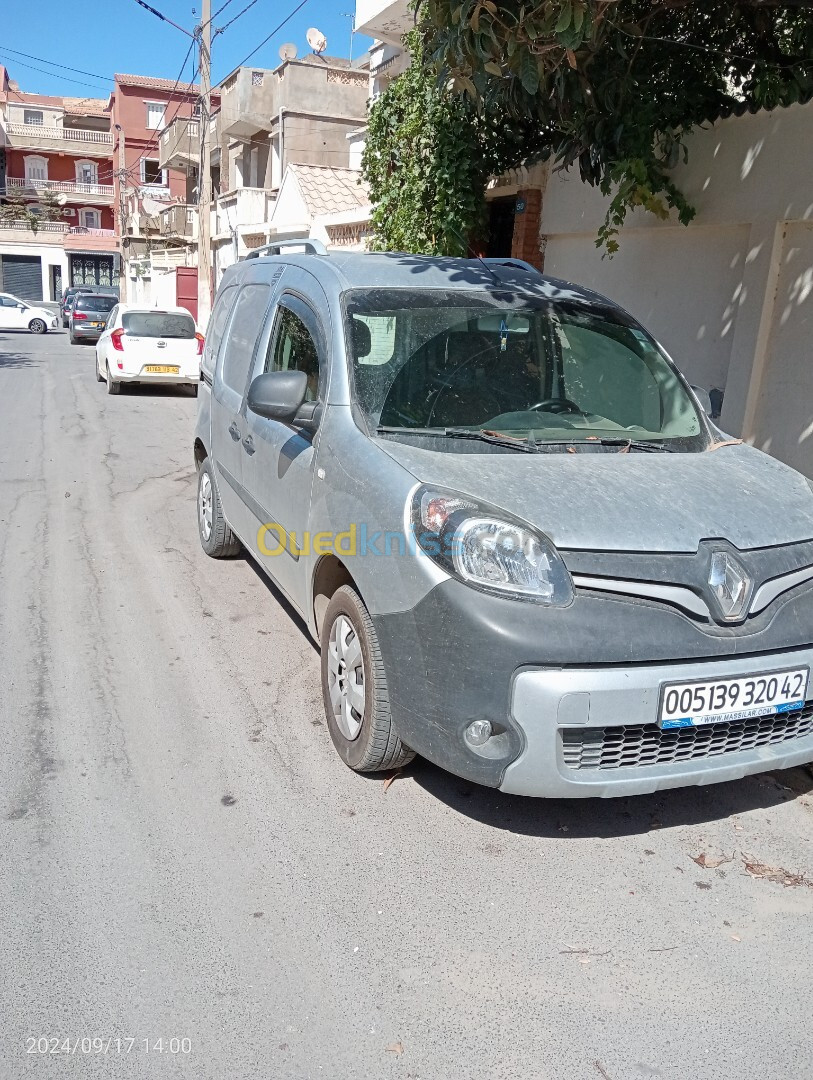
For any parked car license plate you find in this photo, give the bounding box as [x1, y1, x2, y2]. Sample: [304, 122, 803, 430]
[659, 667, 809, 729]
[88, 321, 102, 328]
[145, 365, 180, 374]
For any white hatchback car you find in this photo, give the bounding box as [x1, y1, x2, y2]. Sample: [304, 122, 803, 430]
[0, 292, 59, 334]
[95, 304, 203, 395]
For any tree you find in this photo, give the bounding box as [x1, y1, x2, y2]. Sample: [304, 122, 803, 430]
[362, 26, 545, 255]
[0, 186, 65, 235]
[370, 1, 812, 253]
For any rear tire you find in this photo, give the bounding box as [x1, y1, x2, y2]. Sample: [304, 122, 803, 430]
[321, 585, 415, 773]
[29, 319, 47, 335]
[70, 334, 80, 345]
[106, 364, 120, 395]
[197, 458, 241, 558]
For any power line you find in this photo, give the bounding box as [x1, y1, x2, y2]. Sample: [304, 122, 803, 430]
[130, 0, 194, 37]
[0, 53, 110, 91]
[0, 46, 112, 82]
[218, 0, 310, 78]
[216, 0, 261, 36]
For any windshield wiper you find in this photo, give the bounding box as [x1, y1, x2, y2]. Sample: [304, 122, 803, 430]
[535, 437, 675, 453]
[376, 426, 539, 453]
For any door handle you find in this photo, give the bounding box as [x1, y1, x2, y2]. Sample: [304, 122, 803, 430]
[228, 421, 241, 441]
[242, 434, 255, 455]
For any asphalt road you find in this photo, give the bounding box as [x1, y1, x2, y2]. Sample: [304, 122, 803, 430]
[1, 329, 812, 1080]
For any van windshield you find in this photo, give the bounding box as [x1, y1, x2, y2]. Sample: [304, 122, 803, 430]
[122, 312, 196, 338]
[344, 289, 707, 450]
[75, 294, 117, 312]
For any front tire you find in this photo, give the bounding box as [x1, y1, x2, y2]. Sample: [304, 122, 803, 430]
[197, 458, 240, 558]
[29, 319, 47, 335]
[95, 352, 104, 382]
[321, 585, 415, 773]
[106, 364, 120, 395]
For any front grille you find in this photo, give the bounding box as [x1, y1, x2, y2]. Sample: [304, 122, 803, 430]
[561, 705, 813, 771]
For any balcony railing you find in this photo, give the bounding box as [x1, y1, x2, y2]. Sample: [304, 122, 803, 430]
[0, 220, 117, 241]
[6, 177, 115, 198]
[6, 122, 113, 145]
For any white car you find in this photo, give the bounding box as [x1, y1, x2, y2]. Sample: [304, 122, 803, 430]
[95, 304, 203, 395]
[0, 293, 59, 334]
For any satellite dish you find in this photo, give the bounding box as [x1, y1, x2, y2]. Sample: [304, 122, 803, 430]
[306, 27, 327, 54]
[56, 193, 69, 206]
[279, 42, 297, 61]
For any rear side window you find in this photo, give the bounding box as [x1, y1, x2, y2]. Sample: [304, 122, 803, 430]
[122, 312, 196, 338]
[75, 295, 117, 312]
[220, 284, 271, 394]
[202, 285, 237, 380]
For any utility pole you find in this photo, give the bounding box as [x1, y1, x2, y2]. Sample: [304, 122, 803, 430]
[115, 124, 128, 302]
[197, 0, 213, 329]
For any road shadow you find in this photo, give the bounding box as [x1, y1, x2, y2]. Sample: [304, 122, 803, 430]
[120, 384, 199, 399]
[407, 757, 813, 837]
[241, 550, 319, 651]
[0, 346, 39, 369]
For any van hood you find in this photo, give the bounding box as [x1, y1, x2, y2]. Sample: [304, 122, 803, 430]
[376, 439, 813, 552]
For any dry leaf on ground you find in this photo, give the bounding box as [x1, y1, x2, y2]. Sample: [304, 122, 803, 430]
[386, 1042, 405, 1055]
[691, 852, 733, 869]
[382, 771, 401, 793]
[741, 854, 813, 888]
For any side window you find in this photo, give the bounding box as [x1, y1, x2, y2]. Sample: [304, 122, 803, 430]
[559, 323, 661, 431]
[106, 305, 119, 326]
[0, 297, 18, 308]
[203, 284, 237, 379]
[220, 284, 270, 394]
[264, 305, 321, 402]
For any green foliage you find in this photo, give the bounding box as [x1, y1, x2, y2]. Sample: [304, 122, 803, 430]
[362, 26, 542, 255]
[0, 186, 65, 235]
[415, 0, 813, 251]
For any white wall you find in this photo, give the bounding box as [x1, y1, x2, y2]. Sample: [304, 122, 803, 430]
[539, 99, 813, 475]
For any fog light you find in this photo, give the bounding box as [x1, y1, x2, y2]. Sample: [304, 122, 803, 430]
[465, 720, 492, 747]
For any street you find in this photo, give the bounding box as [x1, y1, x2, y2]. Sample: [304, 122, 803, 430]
[2, 327, 813, 1080]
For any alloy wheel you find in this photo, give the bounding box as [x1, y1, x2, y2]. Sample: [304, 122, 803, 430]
[327, 614, 365, 741]
[198, 471, 213, 542]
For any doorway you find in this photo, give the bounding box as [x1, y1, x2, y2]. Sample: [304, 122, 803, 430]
[486, 197, 517, 258]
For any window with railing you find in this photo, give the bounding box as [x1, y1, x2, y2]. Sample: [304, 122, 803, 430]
[76, 160, 99, 185]
[24, 156, 48, 182]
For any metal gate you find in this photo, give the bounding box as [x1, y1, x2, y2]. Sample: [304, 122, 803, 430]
[1, 255, 42, 302]
[70, 255, 116, 289]
[175, 265, 198, 323]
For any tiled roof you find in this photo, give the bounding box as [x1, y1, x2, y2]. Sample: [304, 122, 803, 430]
[115, 73, 200, 93]
[288, 165, 369, 217]
[63, 97, 109, 116]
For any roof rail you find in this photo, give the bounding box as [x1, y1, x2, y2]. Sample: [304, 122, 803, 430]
[245, 238, 328, 260]
[481, 257, 543, 277]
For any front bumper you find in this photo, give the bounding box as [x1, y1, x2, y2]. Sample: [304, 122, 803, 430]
[502, 652, 813, 797]
[372, 576, 813, 798]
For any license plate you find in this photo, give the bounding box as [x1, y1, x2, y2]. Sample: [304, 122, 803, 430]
[659, 667, 808, 729]
[144, 365, 180, 374]
[88, 321, 101, 328]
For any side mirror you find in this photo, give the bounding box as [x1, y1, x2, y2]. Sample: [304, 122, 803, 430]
[18, 304, 26, 312]
[247, 370, 308, 423]
[690, 384, 713, 417]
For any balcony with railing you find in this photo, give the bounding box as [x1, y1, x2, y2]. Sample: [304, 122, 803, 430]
[158, 117, 201, 172]
[0, 219, 118, 249]
[3, 122, 113, 155]
[214, 187, 274, 239]
[160, 203, 198, 240]
[6, 177, 115, 205]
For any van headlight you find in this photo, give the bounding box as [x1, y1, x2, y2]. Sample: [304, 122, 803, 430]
[411, 486, 573, 606]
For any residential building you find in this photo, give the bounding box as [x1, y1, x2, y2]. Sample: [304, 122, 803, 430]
[109, 74, 204, 305]
[0, 66, 118, 301]
[196, 54, 368, 282]
[268, 164, 370, 251]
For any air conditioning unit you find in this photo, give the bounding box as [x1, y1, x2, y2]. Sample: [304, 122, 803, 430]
[62, 208, 76, 217]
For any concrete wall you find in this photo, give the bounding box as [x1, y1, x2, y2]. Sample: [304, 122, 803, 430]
[539, 99, 813, 476]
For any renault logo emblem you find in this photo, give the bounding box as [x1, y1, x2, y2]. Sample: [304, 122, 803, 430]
[708, 550, 751, 622]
